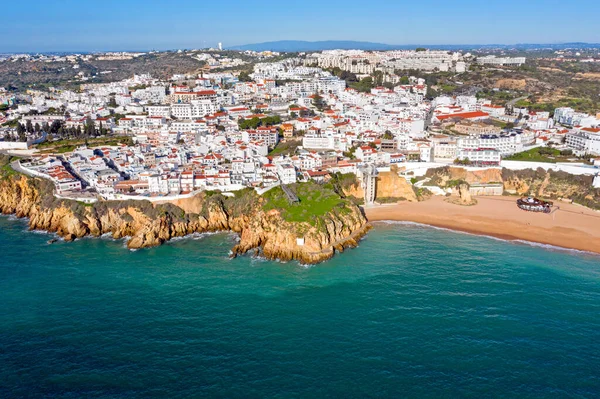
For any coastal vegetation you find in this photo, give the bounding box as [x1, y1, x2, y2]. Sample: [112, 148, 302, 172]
[0, 154, 20, 178]
[262, 182, 349, 225]
[504, 147, 583, 163]
[36, 136, 134, 153]
[329, 172, 359, 196]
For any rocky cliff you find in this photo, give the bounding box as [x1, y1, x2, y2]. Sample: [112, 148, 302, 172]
[336, 166, 418, 203]
[375, 166, 418, 202]
[502, 168, 600, 209]
[426, 166, 503, 187]
[426, 166, 600, 209]
[0, 171, 370, 264]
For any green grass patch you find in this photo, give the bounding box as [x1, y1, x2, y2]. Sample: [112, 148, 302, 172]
[268, 139, 301, 156]
[505, 147, 561, 163]
[262, 182, 348, 225]
[0, 155, 21, 178]
[36, 136, 133, 151]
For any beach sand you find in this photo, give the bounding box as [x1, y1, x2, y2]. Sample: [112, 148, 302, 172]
[364, 196, 600, 255]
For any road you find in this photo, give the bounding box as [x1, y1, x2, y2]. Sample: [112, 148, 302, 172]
[506, 95, 529, 107]
[57, 156, 89, 188]
[9, 160, 37, 177]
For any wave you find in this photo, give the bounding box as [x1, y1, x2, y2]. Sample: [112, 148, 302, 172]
[374, 220, 600, 257]
[512, 240, 599, 256]
[166, 231, 226, 244]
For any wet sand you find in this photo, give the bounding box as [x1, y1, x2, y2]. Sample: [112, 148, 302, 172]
[364, 196, 600, 255]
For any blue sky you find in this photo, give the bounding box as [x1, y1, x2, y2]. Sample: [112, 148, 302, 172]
[2, 0, 599, 52]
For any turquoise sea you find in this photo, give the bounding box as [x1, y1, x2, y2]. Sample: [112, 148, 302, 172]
[1, 215, 599, 398]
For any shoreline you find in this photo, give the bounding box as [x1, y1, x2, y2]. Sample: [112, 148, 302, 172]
[364, 196, 600, 256]
[371, 220, 599, 256]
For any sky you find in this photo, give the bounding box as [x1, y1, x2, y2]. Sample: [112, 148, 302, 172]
[2, 0, 600, 52]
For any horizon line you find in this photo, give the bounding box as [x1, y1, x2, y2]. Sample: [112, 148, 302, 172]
[2, 40, 600, 54]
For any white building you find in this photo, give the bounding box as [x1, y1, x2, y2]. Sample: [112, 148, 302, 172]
[277, 163, 297, 184]
[476, 56, 526, 66]
[566, 128, 600, 155]
[457, 148, 501, 166]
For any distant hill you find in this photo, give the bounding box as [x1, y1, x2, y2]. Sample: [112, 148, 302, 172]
[227, 40, 401, 52]
[227, 40, 600, 53]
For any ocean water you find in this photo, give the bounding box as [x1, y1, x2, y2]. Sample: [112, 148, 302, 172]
[1, 216, 599, 398]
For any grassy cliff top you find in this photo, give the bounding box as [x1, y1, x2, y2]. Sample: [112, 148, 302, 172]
[262, 182, 351, 224]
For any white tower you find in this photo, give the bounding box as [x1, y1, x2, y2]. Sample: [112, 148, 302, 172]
[218, 42, 222, 51]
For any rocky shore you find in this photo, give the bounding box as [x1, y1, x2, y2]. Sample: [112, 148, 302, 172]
[0, 173, 370, 264]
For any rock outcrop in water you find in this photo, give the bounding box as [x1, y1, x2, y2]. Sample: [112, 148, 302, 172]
[0, 171, 370, 264]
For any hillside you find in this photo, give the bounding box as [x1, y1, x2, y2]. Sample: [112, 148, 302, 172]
[0, 52, 207, 90]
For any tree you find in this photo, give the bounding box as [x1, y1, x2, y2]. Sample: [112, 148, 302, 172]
[312, 92, 326, 111]
[16, 122, 25, 136]
[84, 117, 95, 137]
[299, 108, 315, 118]
[238, 70, 253, 82]
[373, 70, 384, 87]
[383, 130, 394, 140]
[99, 121, 106, 136]
[454, 157, 471, 166]
[426, 87, 439, 99]
[560, 149, 573, 156]
[400, 76, 410, 84]
[263, 115, 281, 126]
[25, 119, 33, 133]
[34, 122, 40, 133]
[351, 77, 374, 93]
[239, 117, 261, 130]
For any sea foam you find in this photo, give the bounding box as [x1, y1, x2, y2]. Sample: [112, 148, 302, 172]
[374, 220, 599, 257]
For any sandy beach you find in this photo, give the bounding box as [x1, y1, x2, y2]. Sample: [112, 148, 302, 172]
[364, 196, 600, 255]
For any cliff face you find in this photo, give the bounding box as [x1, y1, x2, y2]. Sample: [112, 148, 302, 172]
[502, 168, 600, 209]
[375, 166, 418, 202]
[340, 166, 417, 203]
[426, 166, 600, 210]
[0, 175, 369, 264]
[427, 166, 503, 186]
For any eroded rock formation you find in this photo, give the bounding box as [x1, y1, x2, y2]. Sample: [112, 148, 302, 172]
[0, 174, 370, 264]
